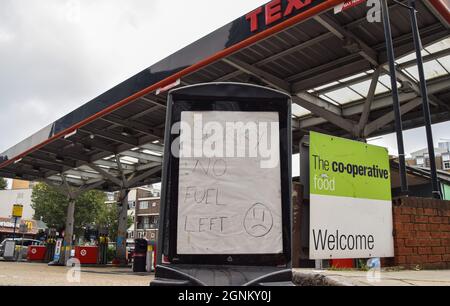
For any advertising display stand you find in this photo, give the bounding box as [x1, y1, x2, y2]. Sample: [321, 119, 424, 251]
[3, 240, 16, 261]
[151, 83, 292, 286]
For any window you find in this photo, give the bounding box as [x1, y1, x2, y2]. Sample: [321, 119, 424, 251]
[128, 201, 136, 209]
[147, 231, 157, 240]
[443, 154, 450, 170]
[439, 142, 450, 152]
[416, 157, 425, 166]
[143, 217, 150, 229]
[150, 216, 159, 229]
[444, 162, 450, 170]
[106, 192, 116, 202]
[139, 201, 149, 210]
[152, 201, 157, 208]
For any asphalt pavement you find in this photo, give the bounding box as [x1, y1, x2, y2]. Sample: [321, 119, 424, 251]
[0, 261, 153, 286]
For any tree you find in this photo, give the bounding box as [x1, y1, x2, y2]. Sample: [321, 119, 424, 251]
[0, 178, 7, 190]
[31, 183, 107, 236]
[96, 203, 133, 242]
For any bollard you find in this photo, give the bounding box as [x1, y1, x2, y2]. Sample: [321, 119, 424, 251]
[146, 244, 154, 272]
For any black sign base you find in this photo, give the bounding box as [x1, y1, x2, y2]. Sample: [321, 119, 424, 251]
[151, 265, 293, 286]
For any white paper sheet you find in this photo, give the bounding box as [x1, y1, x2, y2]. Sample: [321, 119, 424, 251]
[177, 111, 283, 255]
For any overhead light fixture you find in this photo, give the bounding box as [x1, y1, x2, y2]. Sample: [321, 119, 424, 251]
[55, 155, 65, 162]
[64, 143, 76, 149]
[156, 79, 181, 95]
[64, 129, 78, 139]
[121, 128, 133, 137]
[82, 144, 93, 152]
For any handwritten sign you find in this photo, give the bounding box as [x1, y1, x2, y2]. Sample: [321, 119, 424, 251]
[177, 111, 283, 255]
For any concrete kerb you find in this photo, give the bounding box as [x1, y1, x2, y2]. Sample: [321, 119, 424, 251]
[293, 269, 359, 286]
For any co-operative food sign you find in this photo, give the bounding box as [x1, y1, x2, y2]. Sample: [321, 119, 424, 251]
[309, 132, 394, 259]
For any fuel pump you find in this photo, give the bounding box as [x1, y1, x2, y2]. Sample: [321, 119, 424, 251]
[44, 229, 57, 263]
[97, 227, 109, 265]
[97, 235, 109, 265]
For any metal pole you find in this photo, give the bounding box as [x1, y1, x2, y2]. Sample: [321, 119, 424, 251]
[408, 0, 441, 199]
[12, 217, 17, 261]
[20, 230, 25, 262]
[381, 0, 408, 195]
[12, 217, 17, 240]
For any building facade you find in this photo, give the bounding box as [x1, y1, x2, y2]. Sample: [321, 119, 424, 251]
[107, 186, 161, 245]
[0, 180, 162, 244]
[407, 141, 450, 172]
[134, 187, 160, 244]
[0, 186, 43, 241]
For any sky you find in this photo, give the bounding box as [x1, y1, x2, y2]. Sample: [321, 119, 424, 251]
[0, 0, 269, 153]
[0, 0, 449, 180]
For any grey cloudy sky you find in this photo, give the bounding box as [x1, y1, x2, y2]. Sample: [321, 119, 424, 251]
[0, 0, 268, 152]
[0, 0, 449, 161]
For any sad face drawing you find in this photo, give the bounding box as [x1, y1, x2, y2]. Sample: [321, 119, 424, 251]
[244, 203, 274, 238]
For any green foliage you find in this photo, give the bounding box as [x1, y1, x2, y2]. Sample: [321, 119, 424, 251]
[107, 246, 117, 263]
[96, 202, 133, 241]
[31, 183, 133, 240]
[31, 183, 67, 230]
[0, 178, 7, 190]
[31, 183, 108, 236]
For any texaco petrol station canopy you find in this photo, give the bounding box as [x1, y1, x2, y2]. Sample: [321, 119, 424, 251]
[0, 0, 449, 191]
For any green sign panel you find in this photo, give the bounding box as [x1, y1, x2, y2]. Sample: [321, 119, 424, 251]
[309, 132, 394, 259]
[310, 131, 392, 201]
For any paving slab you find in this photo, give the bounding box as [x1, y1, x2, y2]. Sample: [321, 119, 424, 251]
[293, 268, 450, 286]
[0, 261, 153, 286]
[2, 261, 449, 286]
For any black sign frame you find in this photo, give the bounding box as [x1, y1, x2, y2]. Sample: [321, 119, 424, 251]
[158, 83, 292, 267]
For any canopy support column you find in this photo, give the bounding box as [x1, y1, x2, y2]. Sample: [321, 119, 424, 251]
[49, 175, 75, 266]
[381, 0, 409, 195]
[59, 197, 76, 265]
[116, 189, 130, 266]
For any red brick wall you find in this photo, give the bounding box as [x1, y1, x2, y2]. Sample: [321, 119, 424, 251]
[387, 197, 450, 269]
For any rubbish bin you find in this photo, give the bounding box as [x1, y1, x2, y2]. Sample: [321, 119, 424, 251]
[133, 239, 147, 273]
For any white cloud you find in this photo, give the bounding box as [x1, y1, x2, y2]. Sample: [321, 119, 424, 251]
[0, 0, 267, 152]
[0, 28, 14, 43]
